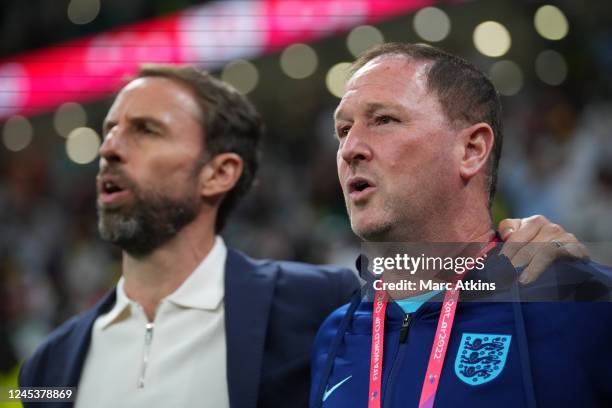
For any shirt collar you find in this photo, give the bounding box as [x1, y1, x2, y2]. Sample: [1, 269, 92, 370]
[98, 278, 132, 330]
[99, 236, 227, 330]
[165, 236, 227, 310]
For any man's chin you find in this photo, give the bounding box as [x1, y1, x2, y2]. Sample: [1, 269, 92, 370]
[98, 214, 137, 239]
[97, 199, 133, 213]
[350, 218, 392, 242]
[97, 220, 157, 256]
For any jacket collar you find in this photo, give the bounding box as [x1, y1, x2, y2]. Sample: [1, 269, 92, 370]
[224, 248, 278, 408]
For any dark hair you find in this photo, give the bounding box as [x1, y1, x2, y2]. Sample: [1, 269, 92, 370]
[351, 43, 503, 208]
[136, 64, 263, 231]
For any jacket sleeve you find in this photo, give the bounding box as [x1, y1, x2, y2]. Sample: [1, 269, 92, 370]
[18, 332, 54, 388]
[309, 301, 355, 408]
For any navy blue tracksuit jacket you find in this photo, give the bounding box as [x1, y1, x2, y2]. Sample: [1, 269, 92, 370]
[311, 255, 612, 408]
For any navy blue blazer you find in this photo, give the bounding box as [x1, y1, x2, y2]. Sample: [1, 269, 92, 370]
[19, 248, 359, 408]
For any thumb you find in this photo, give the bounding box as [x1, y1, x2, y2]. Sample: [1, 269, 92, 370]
[498, 218, 522, 241]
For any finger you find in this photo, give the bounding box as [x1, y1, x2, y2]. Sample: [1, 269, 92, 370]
[498, 218, 521, 241]
[518, 233, 588, 284]
[509, 242, 540, 269]
[560, 242, 590, 260]
[512, 225, 564, 274]
[552, 232, 590, 260]
[510, 224, 564, 276]
[552, 233, 591, 260]
[499, 215, 550, 260]
[519, 245, 557, 284]
[506, 215, 552, 242]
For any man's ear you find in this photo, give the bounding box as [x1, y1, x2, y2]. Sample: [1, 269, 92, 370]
[199, 153, 244, 198]
[458, 122, 494, 181]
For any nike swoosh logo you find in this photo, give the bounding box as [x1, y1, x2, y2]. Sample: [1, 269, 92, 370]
[322, 375, 352, 402]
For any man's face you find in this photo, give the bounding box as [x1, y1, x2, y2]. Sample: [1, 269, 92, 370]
[335, 56, 459, 242]
[97, 77, 205, 255]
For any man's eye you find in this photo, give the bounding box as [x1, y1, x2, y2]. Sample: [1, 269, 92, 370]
[337, 126, 350, 138]
[375, 115, 396, 125]
[136, 123, 156, 134]
[103, 124, 116, 137]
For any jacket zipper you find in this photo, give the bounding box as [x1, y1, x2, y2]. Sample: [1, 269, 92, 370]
[399, 314, 412, 343]
[381, 314, 413, 406]
[138, 322, 154, 388]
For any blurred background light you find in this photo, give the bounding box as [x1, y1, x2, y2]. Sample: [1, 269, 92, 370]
[0, 63, 27, 118]
[535, 49, 568, 85]
[54, 102, 87, 138]
[221, 60, 259, 95]
[488, 60, 523, 96]
[280, 43, 319, 79]
[473, 21, 512, 57]
[67, 0, 101, 25]
[2, 115, 33, 152]
[325, 62, 352, 98]
[534, 5, 569, 41]
[66, 127, 100, 164]
[346, 25, 385, 58]
[413, 7, 451, 42]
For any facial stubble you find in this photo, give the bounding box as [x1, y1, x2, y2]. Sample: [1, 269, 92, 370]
[97, 171, 201, 257]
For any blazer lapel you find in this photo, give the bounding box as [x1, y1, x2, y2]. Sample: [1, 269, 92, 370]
[224, 249, 278, 408]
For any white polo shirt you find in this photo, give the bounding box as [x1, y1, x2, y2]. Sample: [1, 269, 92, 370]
[75, 237, 229, 408]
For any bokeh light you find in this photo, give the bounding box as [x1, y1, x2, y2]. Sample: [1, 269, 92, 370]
[535, 49, 568, 85]
[534, 5, 569, 41]
[488, 60, 523, 96]
[221, 60, 259, 94]
[2, 115, 33, 152]
[325, 62, 352, 98]
[346, 25, 385, 58]
[54, 102, 87, 138]
[66, 127, 101, 164]
[67, 0, 101, 25]
[280, 43, 318, 79]
[473, 21, 512, 57]
[413, 7, 451, 42]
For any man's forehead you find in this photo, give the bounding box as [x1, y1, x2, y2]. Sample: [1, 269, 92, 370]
[334, 55, 431, 119]
[108, 76, 202, 121]
[122, 76, 151, 91]
[350, 55, 430, 90]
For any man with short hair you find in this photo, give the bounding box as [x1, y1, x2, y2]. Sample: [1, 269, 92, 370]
[19, 63, 589, 408]
[19, 65, 360, 408]
[311, 43, 612, 408]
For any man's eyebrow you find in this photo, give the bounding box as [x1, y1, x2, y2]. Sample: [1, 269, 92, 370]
[103, 115, 167, 132]
[364, 102, 402, 115]
[334, 101, 405, 122]
[131, 115, 166, 128]
[333, 106, 347, 122]
[102, 118, 115, 133]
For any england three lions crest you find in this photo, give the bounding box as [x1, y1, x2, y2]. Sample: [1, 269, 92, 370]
[454, 333, 512, 386]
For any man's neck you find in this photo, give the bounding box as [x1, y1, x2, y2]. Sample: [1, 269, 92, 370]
[398, 191, 494, 243]
[121, 217, 216, 321]
[382, 214, 495, 302]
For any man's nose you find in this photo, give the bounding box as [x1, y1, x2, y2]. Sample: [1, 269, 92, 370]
[98, 128, 125, 164]
[339, 124, 373, 165]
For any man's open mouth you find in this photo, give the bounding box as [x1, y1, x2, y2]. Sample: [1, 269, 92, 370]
[348, 177, 376, 200]
[352, 180, 370, 192]
[102, 180, 124, 194]
[98, 175, 131, 206]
